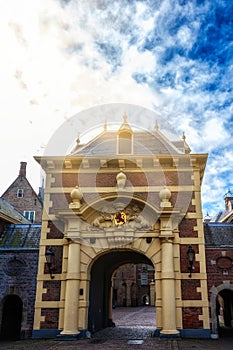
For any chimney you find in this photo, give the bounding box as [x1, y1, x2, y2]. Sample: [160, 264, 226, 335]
[19, 162, 27, 177]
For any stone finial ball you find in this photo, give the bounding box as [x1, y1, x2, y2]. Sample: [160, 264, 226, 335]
[71, 186, 83, 202]
[159, 186, 171, 201]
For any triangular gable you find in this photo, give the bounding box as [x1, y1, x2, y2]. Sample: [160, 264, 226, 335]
[2, 176, 42, 205]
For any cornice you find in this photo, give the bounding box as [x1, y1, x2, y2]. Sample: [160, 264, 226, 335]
[34, 153, 208, 174]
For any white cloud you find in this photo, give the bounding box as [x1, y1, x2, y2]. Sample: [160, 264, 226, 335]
[122, 46, 156, 74]
[0, 0, 232, 219]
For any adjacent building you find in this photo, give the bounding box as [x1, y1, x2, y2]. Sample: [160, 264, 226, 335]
[203, 188, 233, 337]
[0, 164, 42, 340]
[2, 162, 43, 224]
[113, 263, 154, 307]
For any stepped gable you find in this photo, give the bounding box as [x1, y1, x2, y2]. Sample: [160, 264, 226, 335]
[0, 197, 30, 224]
[204, 223, 233, 247]
[0, 224, 41, 249]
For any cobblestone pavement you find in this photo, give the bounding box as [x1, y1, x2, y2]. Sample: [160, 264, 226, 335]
[0, 307, 233, 350]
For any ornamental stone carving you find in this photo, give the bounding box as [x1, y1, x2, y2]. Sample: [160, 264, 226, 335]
[92, 204, 151, 230]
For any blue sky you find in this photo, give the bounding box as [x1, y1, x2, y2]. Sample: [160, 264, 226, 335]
[0, 0, 232, 217]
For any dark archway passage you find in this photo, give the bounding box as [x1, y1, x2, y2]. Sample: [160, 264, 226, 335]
[0, 295, 23, 340]
[88, 249, 154, 333]
[217, 289, 233, 337]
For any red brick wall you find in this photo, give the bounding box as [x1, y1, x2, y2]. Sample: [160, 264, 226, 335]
[181, 280, 201, 300]
[40, 308, 59, 329]
[205, 248, 233, 298]
[42, 281, 61, 301]
[47, 221, 64, 239]
[179, 218, 198, 238]
[53, 169, 194, 189]
[182, 307, 203, 328]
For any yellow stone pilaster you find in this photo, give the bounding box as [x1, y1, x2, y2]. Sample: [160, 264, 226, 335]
[159, 215, 180, 337]
[60, 239, 81, 336]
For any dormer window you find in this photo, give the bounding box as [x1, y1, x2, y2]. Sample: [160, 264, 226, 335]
[118, 131, 132, 154]
[17, 189, 24, 198]
[117, 115, 133, 154]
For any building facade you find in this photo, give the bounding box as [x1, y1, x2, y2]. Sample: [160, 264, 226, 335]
[0, 224, 41, 340]
[204, 223, 233, 337]
[0, 197, 41, 340]
[0, 164, 42, 340]
[203, 190, 233, 338]
[33, 116, 210, 339]
[113, 263, 154, 307]
[2, 162, 43, 224]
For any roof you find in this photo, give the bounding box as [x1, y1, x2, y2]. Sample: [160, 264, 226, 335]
[0, 224, 41, 249]
[211, 210, 233, 223]
[70, 128, 190, 156]
[0, 197, 30, 224]
[204, 223, 233, 247]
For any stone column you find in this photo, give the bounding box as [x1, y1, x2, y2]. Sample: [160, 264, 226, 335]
[160, 237, 179, 338]
[60, 240, 80, 338]
[159, 186, 179, 338]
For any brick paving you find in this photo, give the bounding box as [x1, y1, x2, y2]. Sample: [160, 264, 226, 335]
[0, 306, 232, 350]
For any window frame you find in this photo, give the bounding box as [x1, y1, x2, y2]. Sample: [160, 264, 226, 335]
[23, 210, 35, 223]
[17, 189, 24, 198]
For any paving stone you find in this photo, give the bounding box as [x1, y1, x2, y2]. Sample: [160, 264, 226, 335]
[0, 307, 232, 349]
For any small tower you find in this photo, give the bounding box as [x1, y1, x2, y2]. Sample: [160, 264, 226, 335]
[224, 189, 233, 212]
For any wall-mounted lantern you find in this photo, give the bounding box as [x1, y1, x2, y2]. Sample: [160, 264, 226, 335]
[45, 247, 55, 279]
[187, 245, 195, 278]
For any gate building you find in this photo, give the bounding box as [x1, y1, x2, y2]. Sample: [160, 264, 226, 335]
[33, 116, 210, 339]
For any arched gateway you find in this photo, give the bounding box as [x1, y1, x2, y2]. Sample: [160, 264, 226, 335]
[88, 249, 153, 332]
[33, 115, 210, 339]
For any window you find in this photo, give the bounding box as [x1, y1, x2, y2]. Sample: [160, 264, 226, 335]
[141, 273, 148, 286]
[142, 264, 147, 271]
[17, 189, 24, 198]
[118, 131, 132, 154]
[24, 211, 35, 223]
